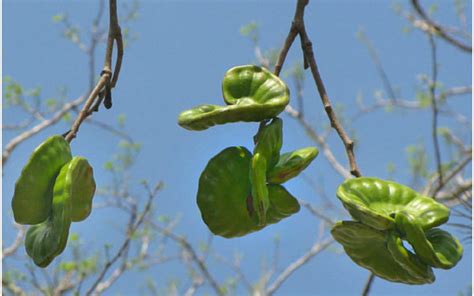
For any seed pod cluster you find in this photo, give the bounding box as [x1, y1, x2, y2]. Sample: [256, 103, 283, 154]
[331, 177, 463, 284]
[178, 65, 319, 238]
[12, 136, 96, 267]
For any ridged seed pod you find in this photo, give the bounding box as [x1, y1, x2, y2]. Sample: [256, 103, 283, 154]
[12, 135, 72, 225]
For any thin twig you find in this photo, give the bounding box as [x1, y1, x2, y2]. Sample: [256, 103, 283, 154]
[299, 22, 361, 177]
[298, 199, 335, 226]
[353, 85, 472, 119]
[437, 179, 472, 207]
[2, 96, 85, 164]
[410, 0, 471, 53]
[275, 0, 362, 177]
[213, 253, 254, 294]
[65, 0, 123, 143]
[2, 223, 26, 258]
[427, 34, 442, 199]
[85, 182, 161, 295]
[361, 273, 375, 296]
[149, 221, 223, 296]
[2, 279, 26, 296]
[286, 105, 352, 179]
[265, 237, 333, 295]
[83, 117, 134, 142]
[358, 30, 397, 101]
[431, 155, 472, 197]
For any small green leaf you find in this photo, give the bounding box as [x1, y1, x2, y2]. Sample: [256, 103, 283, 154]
[52, 14, 65, 23]
[62, 112, 72, 122]
[117, 113, 127, 127]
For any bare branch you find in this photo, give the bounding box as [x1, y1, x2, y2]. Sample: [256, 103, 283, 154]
[427, 34, 443, 198]
[431, 155, 472, 197]
[2, 96, 85, 164]
[85, 182, 161, 295]
[2, 278, 26, 296]
[2, 223, 26, 258]
[275, 0, 361, 177]
[361, 273, 375, 296]
[65, 0, 123, 142]
[438, 179, 472, 207]
[83, 117, 134, 142]
[352, 87, 472, 128]
[410, 0, 472, 53]
[285, 105, 352, 179]
[298, 199, 336, 226]
[265, 237, 333, 295]
[357, 30, 397, 101]
[149, 222, 223, 296]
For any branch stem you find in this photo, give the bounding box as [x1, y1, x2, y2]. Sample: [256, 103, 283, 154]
[274, 0, 362, 177]
[65, 0, 123, 143]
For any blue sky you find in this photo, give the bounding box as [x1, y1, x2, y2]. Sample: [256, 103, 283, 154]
[3, 0, 471, 295]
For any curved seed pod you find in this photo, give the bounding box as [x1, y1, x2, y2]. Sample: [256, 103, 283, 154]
[69, 157, 96, 222]
[25, 159, 74, 267]
[386, 231, 435, 284]
[197, 147, 301, 238]
[250, 153, 269, 226]
[395, 212, 463, 269]
[12, 135, 72, 225]
[197, 147, 261, 238]
[178, 104, 225, 131]
[267, 147, 319, 184]
[331, 221, 434, 285]
[425, 228, 463, 269]
[336, 177, 450, 231]
[178, 65, 289, 131]
[249, 118, 283, 225]
[253, 118, 283, 170]
[222, 65, 289, 107]
[265, 184, 300, 225]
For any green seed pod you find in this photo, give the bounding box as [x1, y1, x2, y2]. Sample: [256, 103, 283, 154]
[25, 159, 74, 267]
[331, 221, 434, 285]
[386, 230, 435, 284]
[265, 184, 300, 224]
[253, 118, 283, 170]
[336, 177, 450, 231]
[267, 147, 319, 184]
[395, 212, 463, 269]
[424, 228, 463, 269]
[69, 157, 96, 222]
[178, 65, 289, 131]
[197, 146, 259, 238]
[197, 147, 300, 238]
[12, 135, 72, 225]
[250, 153, 269, 226]
[250, 118, 283, 225]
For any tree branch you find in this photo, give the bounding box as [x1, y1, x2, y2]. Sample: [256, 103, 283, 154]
[2, 223, 26, 258]
[286, 105, 352, 179]
[361, 273, 375, 296]
[410, 0, 472, 53]
[2, 279, 26, 296]
[65, 0, 123, 143]
[2, 96, 85, 164]
[431, 154, 472, 197]
[274, 0, 361, 177]
[427, 34, 443, 198]
[149, 222, 223, 296]
[85, 182, 161, 295]
[265, 237, 333, 295]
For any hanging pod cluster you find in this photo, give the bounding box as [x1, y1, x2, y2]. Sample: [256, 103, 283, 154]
[12, 135, 96, 267]
[331, 177, 463, 284]
[178, 65, 319, 238]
